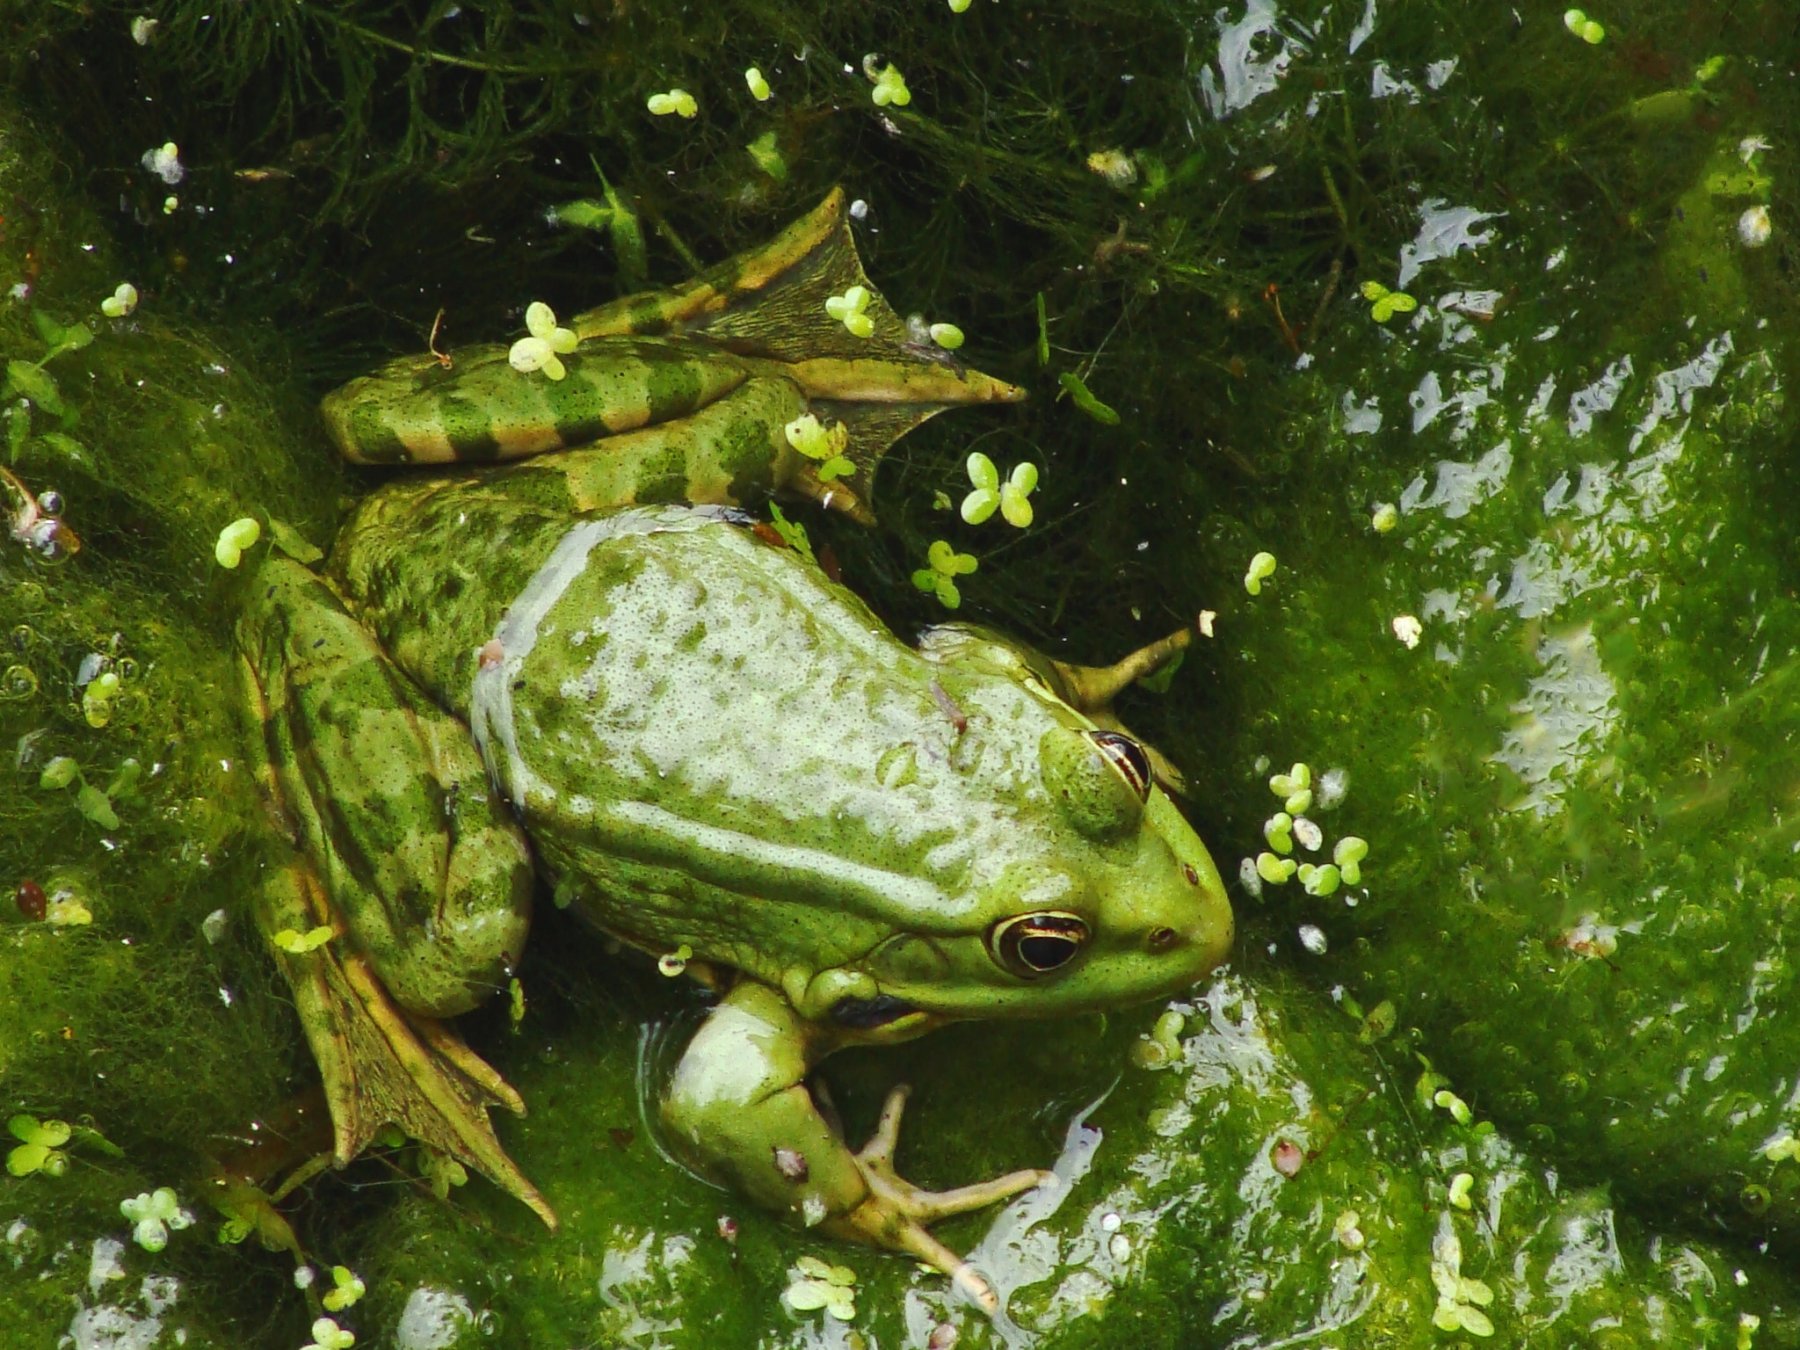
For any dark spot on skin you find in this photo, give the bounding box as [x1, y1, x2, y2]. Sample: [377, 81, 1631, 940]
[608, 1127, 634, 1149]
[1183, 863, 1200, 886]
[773, 1146, 809, 1181]
[313, 638, 326, 649]
[513, 680, 526, 691]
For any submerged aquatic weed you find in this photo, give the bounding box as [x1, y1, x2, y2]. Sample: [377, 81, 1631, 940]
[7, 1115, 71, 1177]
[1360, 281, 1418, 322]
[912, 540, 978, 610]
[824, 285, 874, 338]
[321, 1265, 366, 1312]
[784, 1255, 857, 1320]
[645, 89, 698, 118]
[120, 1187, 195, 1252]
[960, 452, 1038, 527]
[214, 516, 262, 569]
[508, 302, 579, 380]
[1243, 551, 1277, 596]
[100, 282, 139, 317]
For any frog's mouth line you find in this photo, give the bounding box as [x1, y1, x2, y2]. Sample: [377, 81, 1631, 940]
[829, 994, 919, 1029]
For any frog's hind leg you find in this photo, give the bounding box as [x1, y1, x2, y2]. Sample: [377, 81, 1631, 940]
[573, 188, 1025, 524]
[237, 557, 555, 1227]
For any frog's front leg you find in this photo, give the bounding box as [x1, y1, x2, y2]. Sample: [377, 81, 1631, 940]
[661, 981, 1049, 1312]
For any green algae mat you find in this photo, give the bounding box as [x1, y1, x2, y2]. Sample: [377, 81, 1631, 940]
[3, 2, 1799, 1346]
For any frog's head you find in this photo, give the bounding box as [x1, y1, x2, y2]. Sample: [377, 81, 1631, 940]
[857, 717, 1233, 1025]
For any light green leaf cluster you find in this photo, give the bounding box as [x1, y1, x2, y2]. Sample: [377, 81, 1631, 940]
[120, 1186, 194, 1252]
[1563, 8, 1605, 43]
[646, 89, 698, 118]
[824, 285, 874, 338]
[960, 451, 1037, 527]
[912, 539, 978, 609]
[215, 516, 262, 568]
[7, 1115, 71, 1177]
[272, 925, 334, 954]
[783, 1255, 857, 1320]
[1360, 280, 1419, 322]
[783, 413, 853, 481]
[508, 302, 579, 381]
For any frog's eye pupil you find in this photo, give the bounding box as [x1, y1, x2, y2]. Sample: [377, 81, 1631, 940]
[1090, 731, 1151, 800]
[990, 912, 1090, 978]
[1019, 934, 1075, 970]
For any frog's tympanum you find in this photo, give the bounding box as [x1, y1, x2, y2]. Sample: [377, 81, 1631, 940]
[235, 190, 1233, 1309]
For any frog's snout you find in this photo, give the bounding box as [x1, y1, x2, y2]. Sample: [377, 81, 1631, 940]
[1147, 881, 1232, 990]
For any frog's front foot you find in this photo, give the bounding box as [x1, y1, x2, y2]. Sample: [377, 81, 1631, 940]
[828, 1084, 1051, 1313]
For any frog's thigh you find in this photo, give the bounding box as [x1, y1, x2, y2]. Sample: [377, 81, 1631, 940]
[238, 558, 532, 1019]
[498, 376, 806, 512]
[661, 981, 868, 1223]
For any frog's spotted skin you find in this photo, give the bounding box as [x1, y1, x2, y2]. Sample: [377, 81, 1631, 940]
[238, 190, 1233, 1310]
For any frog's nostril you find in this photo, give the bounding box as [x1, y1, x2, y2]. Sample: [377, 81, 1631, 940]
[1148, 926, 1178, 953]
[1182, 863, 1200, 886]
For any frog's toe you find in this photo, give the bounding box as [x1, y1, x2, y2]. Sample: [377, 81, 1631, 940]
[837, 1083, 1052, 1313]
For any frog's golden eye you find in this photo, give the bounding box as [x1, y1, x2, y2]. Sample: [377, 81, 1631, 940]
[1090, 731, 1151, 800]
[990, 912, 1090, 978]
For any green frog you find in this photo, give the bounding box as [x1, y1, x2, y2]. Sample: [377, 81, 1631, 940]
[235, 190, 1233, 1310]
